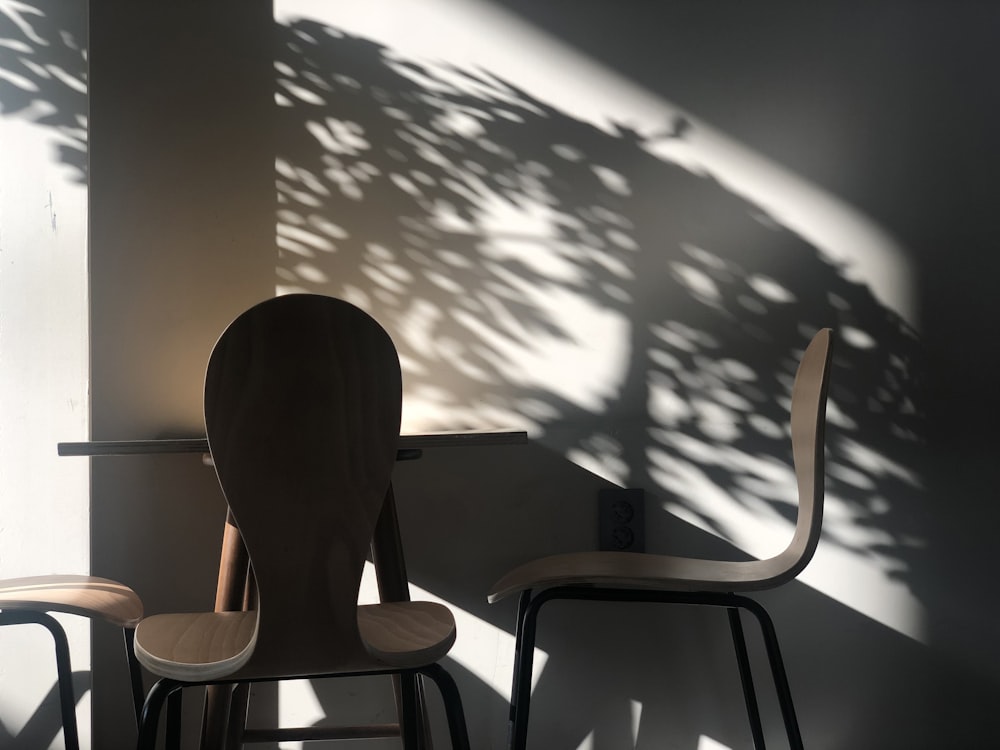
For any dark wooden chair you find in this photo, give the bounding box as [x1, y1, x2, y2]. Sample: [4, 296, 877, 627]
[489, 328, 834, 750]
[0, 574, 144, 749]
[132, 294, 470, 749]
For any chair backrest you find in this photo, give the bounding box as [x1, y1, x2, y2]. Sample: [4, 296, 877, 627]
[204, 294, 402, 675]
[768, 328, 834, 584]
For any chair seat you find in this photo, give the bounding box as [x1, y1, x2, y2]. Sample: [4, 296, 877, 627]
[0, 574, 144, 627]
[358, 601, 457, 668]
[488, 550, 797, 603]
[134, 610, 258, 682]
[134, 600, 456, 683]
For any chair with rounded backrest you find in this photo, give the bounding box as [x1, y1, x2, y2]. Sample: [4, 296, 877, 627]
[488, 328, 834, 750]
[0, 574, 144, 750]
[131, 294, 470, 749]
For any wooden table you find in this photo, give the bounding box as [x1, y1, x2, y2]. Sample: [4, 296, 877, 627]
[59, 430, 526, 747]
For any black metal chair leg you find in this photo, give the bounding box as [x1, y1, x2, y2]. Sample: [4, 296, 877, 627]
[739, 598, 804, 750]
[728, 607, 766, 749]
[166, 688, 183, 750]
[137, 678, 178, 750]
[46, 613, 81, 750]
[509, 590, 542, 750]
[420, 663, 471, 750]
[400, 670, 422, 750]
[506, 592, 526, 748]
[123, 626, 145, 730]
[0, 610, 80, 750]
[47, 613, 81, 750]
[225, 682, 250, 750]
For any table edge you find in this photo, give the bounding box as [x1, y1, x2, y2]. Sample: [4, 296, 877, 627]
[58, 430, 528, 457]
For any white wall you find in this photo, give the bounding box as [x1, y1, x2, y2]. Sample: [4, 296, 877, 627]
[0, 1, 91, 745]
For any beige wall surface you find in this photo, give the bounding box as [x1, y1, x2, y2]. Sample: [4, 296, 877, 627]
[87, 1, 276, 746]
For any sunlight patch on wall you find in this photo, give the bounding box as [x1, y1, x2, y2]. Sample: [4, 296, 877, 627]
[654, 447, 927, 642]
[697, 735, 734, 750]
[274, 0, 925, 644]
[629, 699, 642, 747]
[276, 679, 326, 748]
[404, 576, 549, 700]
[362, 258, 631, 436]
[452, 237, 631, 415]
[567, 705, 658, 750]
[281, 0, 918, 331]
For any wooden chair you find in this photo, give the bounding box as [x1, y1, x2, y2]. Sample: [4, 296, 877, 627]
[132, 294, 470, 749]
[0, 574, 144, 750]
[488, 328, 834, 750]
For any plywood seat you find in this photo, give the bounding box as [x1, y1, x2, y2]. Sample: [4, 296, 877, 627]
[134, 600, 456, 682]
[490, 548, 811, 602]
[356, 601, 457, 668]
[134, 610, 257, 682]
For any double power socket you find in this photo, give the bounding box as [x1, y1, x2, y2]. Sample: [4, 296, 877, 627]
[598, 488, 645, 552]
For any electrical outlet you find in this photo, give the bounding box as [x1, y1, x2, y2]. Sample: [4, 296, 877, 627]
[598, 488, 645, 552]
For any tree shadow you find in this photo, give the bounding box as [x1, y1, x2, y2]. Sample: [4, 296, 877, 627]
[1, 7, 940, 746]
[270, 24, 931, 745]
[0, 0, 929, 637]
[272, 19, 927, 602]
[0, 0, 88, 181]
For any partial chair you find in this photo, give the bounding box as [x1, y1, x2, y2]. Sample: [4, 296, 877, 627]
[488, 328, 834, 750]
[132, 294, 470, 749]
[0, 574, 144, 750]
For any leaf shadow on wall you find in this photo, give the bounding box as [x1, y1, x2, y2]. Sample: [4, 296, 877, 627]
[271, 20, 933, 748]
[0, 0, 88, 181]
[0, 3, 928, 635]
[0, 7, 944, 747]
[274, 21, 925, 600]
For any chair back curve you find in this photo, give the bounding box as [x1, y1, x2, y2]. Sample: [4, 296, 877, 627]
[769, 327, 834, 584]
[204, 294, 403, 677]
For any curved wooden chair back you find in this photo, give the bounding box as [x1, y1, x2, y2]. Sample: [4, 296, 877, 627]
[770, 327, 834, 584]
[204, 294, 402, 676]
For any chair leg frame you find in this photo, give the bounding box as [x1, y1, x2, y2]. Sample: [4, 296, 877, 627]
[728, 607, 766, 747]
[507, 587, 804, 750]
[225, 682, 251, 750]
[0, 609, 81, 750]
[135, 663, 471, 750]
[123, 626, 146, 729]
